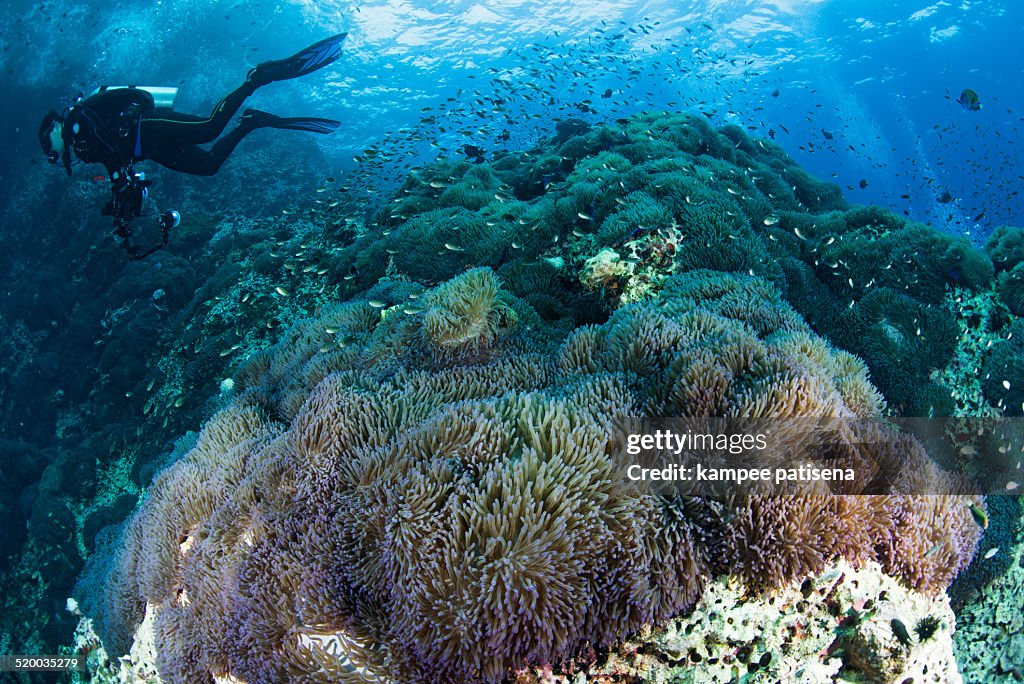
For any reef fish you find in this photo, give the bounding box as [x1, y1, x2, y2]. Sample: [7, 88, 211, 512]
[956, 88, 981, 111]
[967, 501, 988, 529]
[460, 144, 487, 164]
[890, 618, 912, 648]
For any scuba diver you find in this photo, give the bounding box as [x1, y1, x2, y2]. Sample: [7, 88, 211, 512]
[38, 33, 347, 259]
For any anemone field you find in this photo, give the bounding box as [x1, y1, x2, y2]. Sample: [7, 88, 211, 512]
[4, 110, 1022, 683]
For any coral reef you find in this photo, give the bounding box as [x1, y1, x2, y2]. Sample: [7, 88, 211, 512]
[951, 497, 1024, 682]
[521, 559, 964, 683]
[76, 269, 982, 683]
[3, 108, 1009, 679]
[835, 287, 960, 415]
[981, 317, 1024, 416]
[985, 225, 1024, 315]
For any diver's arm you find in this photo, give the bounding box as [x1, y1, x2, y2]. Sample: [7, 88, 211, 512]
[102, 180, 123, 221]
[103, 171, 141, 259]
[102, 164, 171, 261]
[102, 162, 134, 228]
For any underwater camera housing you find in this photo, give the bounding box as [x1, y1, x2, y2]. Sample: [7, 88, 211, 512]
[102, 166, 181, 260]
[103, 168, 151, 224]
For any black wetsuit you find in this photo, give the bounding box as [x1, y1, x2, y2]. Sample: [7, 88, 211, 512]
[63, 80, 258, 177]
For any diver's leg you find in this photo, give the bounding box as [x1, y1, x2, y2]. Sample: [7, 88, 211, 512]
[247, 33, 347, 86]
[140, 34, 347, 148]
[141, 79, 257, 145]
[145, 144, 220, 176]
[146, 121, 258, 176]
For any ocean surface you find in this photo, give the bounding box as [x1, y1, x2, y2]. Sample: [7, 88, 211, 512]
[0, 0, 1021, 682]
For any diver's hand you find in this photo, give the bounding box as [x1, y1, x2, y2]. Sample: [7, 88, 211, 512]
[110, 173, 130, 195]
[104, 172, 133, 219]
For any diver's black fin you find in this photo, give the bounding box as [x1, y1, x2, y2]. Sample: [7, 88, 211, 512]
[248, 33, 348, 86]
[242, 109, 340, 134]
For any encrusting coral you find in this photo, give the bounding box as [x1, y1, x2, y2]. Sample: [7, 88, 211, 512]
[79, 266, 984, 683]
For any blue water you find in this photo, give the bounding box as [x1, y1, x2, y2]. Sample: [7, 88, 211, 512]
[0, 0, 1021, 679]
[2, 0, 1021, 238]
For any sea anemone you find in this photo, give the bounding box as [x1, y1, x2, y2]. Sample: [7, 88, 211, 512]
[421, 267, 516, 363]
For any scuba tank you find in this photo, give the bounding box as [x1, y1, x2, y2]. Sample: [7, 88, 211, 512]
[89, 85, 179, 109]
